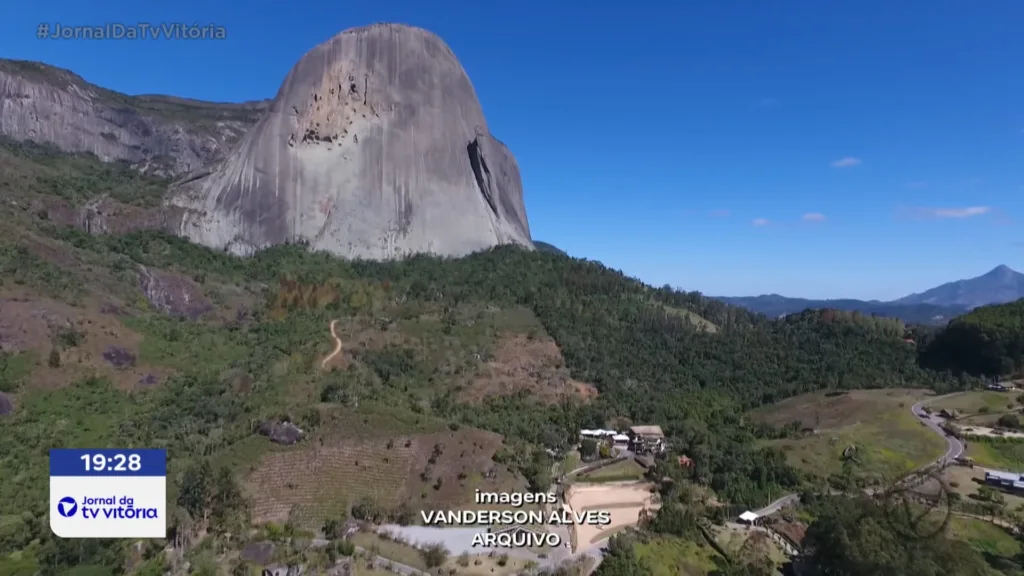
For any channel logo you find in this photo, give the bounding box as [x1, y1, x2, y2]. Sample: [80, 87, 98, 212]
[57, 497, 78, 518]
[64, 496, 160, 520]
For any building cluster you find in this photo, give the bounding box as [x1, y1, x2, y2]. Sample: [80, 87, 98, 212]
[578, 425, 668, 455]
[627, 425, 666, 455]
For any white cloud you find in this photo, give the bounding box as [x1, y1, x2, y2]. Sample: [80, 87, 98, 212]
[802, 212, 826, 222]
[903, 206, 992, 219]
[930, 206, 991, 218]
[752, 218, 770, 226]
[830, 157, 861, 168]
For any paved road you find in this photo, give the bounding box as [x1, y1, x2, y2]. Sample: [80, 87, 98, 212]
[911, 392, 966, 466]
[752, 493, 802, 517]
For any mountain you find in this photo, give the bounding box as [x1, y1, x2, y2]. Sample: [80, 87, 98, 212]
[892, 264, 1024, 309]
[718, 265, 1024, 325]
[533, 241, 567, 256]
[169, 23, 533, 260]
[0, 59, 267, 177]
[716, 295, 966, 325]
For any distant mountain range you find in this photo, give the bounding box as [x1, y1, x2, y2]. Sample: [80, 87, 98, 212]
[716, 265, 1024, 325]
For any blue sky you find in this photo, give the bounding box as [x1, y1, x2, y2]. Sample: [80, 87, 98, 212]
[4, 0, 1023, 299]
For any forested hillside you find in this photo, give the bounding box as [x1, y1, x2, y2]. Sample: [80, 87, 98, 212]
[0, 137, 980, 573]
[920, 299, 1024, 378]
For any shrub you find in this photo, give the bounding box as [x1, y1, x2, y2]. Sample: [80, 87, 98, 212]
[421, 543, 448, 568]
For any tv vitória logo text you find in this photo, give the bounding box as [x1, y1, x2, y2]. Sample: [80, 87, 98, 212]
[56, 496, 158, 520]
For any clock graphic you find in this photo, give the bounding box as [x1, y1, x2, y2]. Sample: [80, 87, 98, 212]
[50, 448, 167, 538]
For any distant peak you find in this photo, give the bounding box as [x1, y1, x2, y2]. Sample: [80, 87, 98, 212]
[985, 264, 1017, 277]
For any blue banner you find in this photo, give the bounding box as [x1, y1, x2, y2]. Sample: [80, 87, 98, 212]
[50, 449, 167, 477]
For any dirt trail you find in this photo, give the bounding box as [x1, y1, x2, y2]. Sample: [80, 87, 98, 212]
[320, 319, 343, 369]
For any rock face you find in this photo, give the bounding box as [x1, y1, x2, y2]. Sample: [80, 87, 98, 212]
[136, 265, 214, 320]
[169, 23, 533, 260]
[0, 59, 267, 177]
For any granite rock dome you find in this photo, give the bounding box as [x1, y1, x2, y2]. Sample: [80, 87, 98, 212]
[169, 23, 533, 259]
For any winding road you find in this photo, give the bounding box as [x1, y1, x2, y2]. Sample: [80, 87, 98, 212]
[320, 319, 343, 369]
[752, 391, 967, 518]
[911, 392, 966, 466]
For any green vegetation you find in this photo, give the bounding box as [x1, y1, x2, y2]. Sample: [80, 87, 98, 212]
[967, 437, 1024, 471]
[796, 492, 996, 576]
[921, 299, 1024, 378]
[948, 516, 1022, 560]
[633, 534, 720, 576]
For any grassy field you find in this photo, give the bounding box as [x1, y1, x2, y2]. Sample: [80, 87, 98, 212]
[966, 440, 1024, 472]
[349, 532, 428, 571]
[946, 516, 1022, 559]
[574, 458, 646, 482]
[932, 391, 1023, 425]
[633, 535, 721, 576]
[753, 389, 946, 481]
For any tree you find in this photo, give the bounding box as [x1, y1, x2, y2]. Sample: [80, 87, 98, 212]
[594, 534, 653, 576]
[998, 413, 1020, 429]
[177, 461, 213, 521]
[580, 439, 598, 460]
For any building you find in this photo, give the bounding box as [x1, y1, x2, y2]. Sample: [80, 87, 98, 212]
[738, 511, 760, 525]
[580, 429, 618, 441]
[612, 434, 630, 446]
[677, 455, 694, 468]
[984, 469, 1024, 494]
[629, 425, 666, 455]
[987, 383, 1010, 392]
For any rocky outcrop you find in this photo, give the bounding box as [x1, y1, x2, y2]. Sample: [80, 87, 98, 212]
[136, 265, 213, 320]
[0, 59, 267, 177]
[169, 23, 533, 260]
[258, 420, 305, 445]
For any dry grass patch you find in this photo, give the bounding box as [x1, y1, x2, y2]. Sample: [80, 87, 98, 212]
[246, 416, 522, 526]
[461, 334, 597, 404]
[0, 292, 163, 390]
